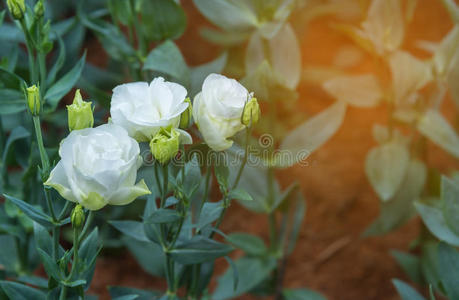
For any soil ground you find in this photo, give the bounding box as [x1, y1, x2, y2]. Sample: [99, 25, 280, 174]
[86, 1, 459, 299]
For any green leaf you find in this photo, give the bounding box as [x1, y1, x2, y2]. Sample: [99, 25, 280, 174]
[141, 0, 186, 41]
[224, 256, 238, 291]
[282, 288, 327, 300]
[197, 201, 223, 230]
[213, 257, 276, 300]
[143, 40, 190, 86]
[0, 67, 25, 89]
[0, 281, 46, 300]
[4, 195, 54, 228]
[226, 233, 267, 256]
[182, 155, 201, 198]
[170, 236, 233, 265]
[44, 53, 86, 110]
[246, 24, 301, 90]
[228, 189, 253, 202]
[0, 89, 26, 115]
[33, 222, 53, 256]
[46, 34, 66, 87]
[392, 279, 426, 300]
[108, 0, 133, 26]
[190, 52, 227, 96]
[417, 109, 459, 158]
[437, 243, 459, 299]
[0, 235, 19, 272]
[2, 126, 30, 177]
[277, 101, 347, 168]
[442, 176, 459, 235]
[365, 140, 410, 202]
[79, 10, 136, 62]
[322, 74, 383, 107]
[214, 164, 229, 190]
[121, 236, 165, 277]
[200, 27, 250, 46]
[109, 220, 150, 242]
[109, 286, 161, 300]
[36, 248, 62, 280]
[364, 159, 426, 236]
[415, 202, 459, 246]
[391, 250, 422, 284]
[145, 208, 181, 224]
[193, 0, 257, 31]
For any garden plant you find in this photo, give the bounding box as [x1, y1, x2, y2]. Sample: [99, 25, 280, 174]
[0, 0, 458, 300]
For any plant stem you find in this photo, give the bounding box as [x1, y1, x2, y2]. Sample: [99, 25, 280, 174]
[19, 19, 38, 83]
[52, 226, 60, 260]
[59, 286, 67, 300]
[232, 127, 251, 190]
[78, 210, 95, 244]
[161, 164, 169, 207]
[32, 116, 50, 173]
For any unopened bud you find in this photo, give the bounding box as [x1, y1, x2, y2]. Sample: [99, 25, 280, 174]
[27, 85, 41, 116]
[34, 0, 44, 18]
[71, 204, 85, 229]
[241, 97, 260, 126]
[67, 90, 94, 131]
[150, 126, 180, 164]
[179, 98, 192, 129]
[7, 0, 25, 20]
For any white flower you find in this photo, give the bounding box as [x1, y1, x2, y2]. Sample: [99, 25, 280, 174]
[44, 124, 150, 211]
[193, 74, 250, 151]
[110, 77, 192, 143]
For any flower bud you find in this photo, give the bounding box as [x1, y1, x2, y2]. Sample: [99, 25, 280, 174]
[71, 204, 85, 229]
[67, 89, 94, 131]
[179, 98, 192, 129]
[27, 85, 41, 116]
[150, 126, 180, 164]
[7, 0, 25, 20]
[34, 0, 44, 18]
[241, 97, 260, 126]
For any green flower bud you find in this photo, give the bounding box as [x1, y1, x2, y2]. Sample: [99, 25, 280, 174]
[67, 89, 94, 131]
[179, 98, 192, 129]
[34, 0, 44, 18]
[71, 204, 85, 229]
[150, 126, 180, 164]
[26, 85, 41, 116]
[241, 97, 260, 126]
[7, 0, 25, 20]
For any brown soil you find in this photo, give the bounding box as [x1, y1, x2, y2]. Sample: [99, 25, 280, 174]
[87, 1, 459, 299]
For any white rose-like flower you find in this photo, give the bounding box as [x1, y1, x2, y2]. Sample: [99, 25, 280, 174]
[193, 74, 251, 151]
[110, 77, 192, 143]
[44, 124, 150, 211]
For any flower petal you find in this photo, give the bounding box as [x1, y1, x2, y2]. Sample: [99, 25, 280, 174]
[108, 179, 151, 206]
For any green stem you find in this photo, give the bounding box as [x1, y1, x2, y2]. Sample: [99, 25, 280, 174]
[78, 210, 95, 244]
[268, 213, 277, 252]
[68, 226, 80, 279]
[129, 0, 147, 56]
[38, 52, 47, 92]
[58, 201, 72, 221]
[32, 116, 50, 173]
[161, 164, 169, 207]
[232, 127, 251, 190]
[199, 168, 212, 211]
[52, 226, 60, 260]
[19, 19, 37, 83]
[59, 286, 67, 300]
